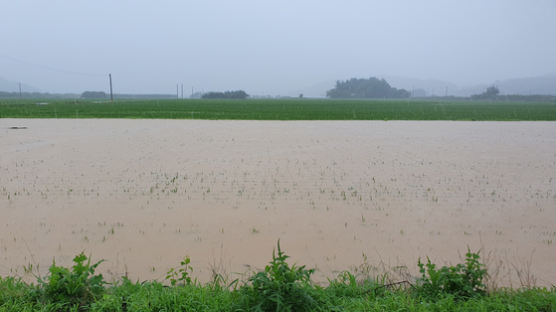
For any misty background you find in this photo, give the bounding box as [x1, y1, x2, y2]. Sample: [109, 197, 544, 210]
[1, 0, 556, 97]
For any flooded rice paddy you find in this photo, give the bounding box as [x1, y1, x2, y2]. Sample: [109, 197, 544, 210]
[1, 119, 555, 286]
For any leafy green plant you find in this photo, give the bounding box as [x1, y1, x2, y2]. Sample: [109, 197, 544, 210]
[239, 240, 317, 312]
[416, 249, 487, 300]
[166, 256, 194, 286]
[37, 252, 105, 310]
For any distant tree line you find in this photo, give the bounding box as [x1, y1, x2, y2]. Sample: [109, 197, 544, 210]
[0, 91, 78, 99]
[80, 91, 176, 100]
[81, 91, 108, 99]
[327, 77, 410, 99]
[470, 86, 556, 101]
[0, 91, 180, 100]
[113, 94, 176, 100]
[493, 94, 556, 102]
[201, 90, 249, 99]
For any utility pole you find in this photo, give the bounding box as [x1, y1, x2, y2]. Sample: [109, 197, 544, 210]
[109, 74, 113, 102]
[181, 84, 184, 99]
[176, 84, 179, 100]
[18, 83, 22, 97]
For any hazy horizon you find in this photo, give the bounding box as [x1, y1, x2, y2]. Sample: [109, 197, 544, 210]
[2, 1, 555, 95]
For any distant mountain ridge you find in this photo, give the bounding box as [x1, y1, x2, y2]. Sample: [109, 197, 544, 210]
[385, 74, 556, 97]
[2, 74, 555, 98]
[494, 74, 556, 95]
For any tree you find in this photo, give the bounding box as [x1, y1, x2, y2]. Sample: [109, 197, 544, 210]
[471, 86, 499, 100]
[484, 86, 500, 97]
[326, 77, 410, 99]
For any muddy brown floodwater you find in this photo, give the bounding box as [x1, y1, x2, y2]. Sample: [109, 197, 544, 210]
[0, 119, 555, 286]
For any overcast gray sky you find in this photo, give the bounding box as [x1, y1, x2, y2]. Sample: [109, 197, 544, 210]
[1, 0, 555, 95]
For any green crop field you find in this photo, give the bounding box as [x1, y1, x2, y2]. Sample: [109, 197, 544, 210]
[1, 98, 556, 120]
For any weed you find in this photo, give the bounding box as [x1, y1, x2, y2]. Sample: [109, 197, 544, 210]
[166, 256, 194, 286]
[511, 252, 537, 288]
[239, 240, 317, 311]
[416, 249, 486, 300]
[37, 253, 105, 310]
[0, 247, 554, 311]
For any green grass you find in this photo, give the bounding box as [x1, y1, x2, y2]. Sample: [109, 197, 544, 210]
[1, 246, 554, 311]
[1, 98, 556, 120]
[1, 278, 554, 312]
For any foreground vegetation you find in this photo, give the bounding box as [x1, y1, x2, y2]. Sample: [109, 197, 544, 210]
[1, 98, 556, 120]
[1, 243, 554, 311]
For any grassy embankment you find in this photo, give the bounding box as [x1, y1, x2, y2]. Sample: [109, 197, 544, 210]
[2, 98, 556, 120]
[0, 243, 554, 311]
